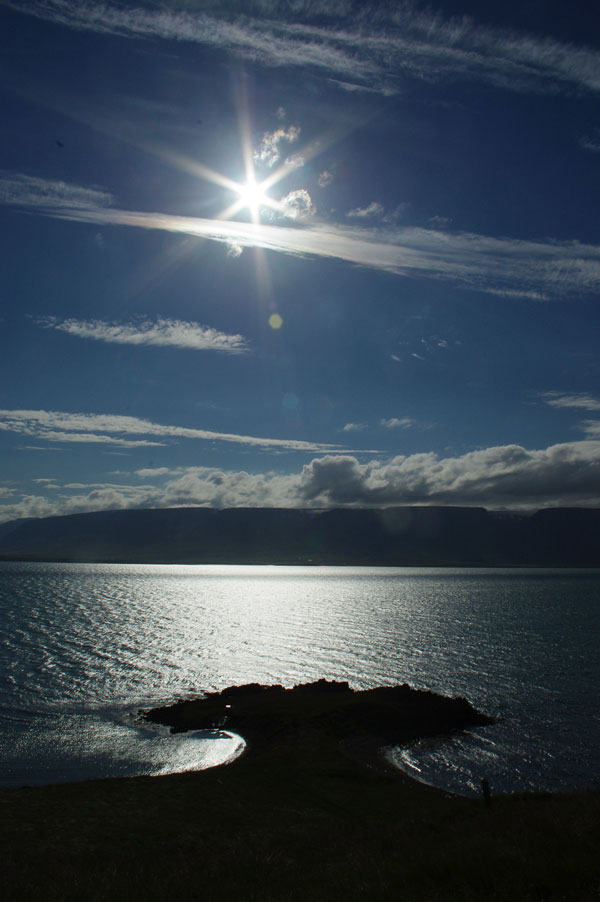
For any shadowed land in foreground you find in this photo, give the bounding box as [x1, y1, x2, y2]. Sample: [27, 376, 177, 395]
[1, 681, 599, 901]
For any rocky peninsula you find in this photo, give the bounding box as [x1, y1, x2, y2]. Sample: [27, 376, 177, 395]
[143, 679, 494, 767]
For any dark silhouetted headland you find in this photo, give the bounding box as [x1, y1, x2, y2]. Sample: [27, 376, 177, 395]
[143, 679, 494, 753]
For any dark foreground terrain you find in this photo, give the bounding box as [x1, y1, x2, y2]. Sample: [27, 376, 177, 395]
[1, 681, 598, 901]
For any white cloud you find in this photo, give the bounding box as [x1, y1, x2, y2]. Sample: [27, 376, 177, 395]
[9, 1, 600, 98]
[254, 125, 300, 168]
[380, 417, 414, 429]
[5, 173, 600, 298]
[581, 421, 600, 439]
[541, 392, 600, 412]
[61, 481, 151, 491]
[329, 79, 392, 95]
[0, 495, 58, 522]
[343, 422, 368, 432]
[284, 153, 305, 170]
[34, 431, 165, 448]
[3, 439, 600, 523]
[297, 441, 600, 508]
[36, 316, 250, 354]
[318, 170, 333, 187]
[0, 408, 342, 453]
[482, 287, 548, 301]
[346, 201, 385, 220]
[226, 242, 243, 258]
[279, 188, 315, 220]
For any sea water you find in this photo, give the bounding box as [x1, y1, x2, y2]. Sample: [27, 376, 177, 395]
[0, 562, 598, 795]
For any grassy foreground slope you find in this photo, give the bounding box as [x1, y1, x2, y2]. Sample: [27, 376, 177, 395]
[1, 684, 599, 901]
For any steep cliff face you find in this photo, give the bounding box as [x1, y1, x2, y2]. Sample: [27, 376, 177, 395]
[0, 505, 599, 566]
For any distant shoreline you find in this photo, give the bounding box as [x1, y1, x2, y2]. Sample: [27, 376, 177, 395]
[2, 555, 599, 568]
[2, 505, 600, 567]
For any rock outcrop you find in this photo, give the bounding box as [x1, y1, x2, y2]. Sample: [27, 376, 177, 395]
[144, 679, 494, 747]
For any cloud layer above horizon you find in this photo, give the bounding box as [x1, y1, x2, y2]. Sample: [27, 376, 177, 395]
[3, 438, 600, 524]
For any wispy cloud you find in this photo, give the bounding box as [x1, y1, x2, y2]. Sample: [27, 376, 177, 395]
[254, 126, 300, 168]
[5, 173, 600, 298]
[380, 417, 415, 429]
[346, 201, 385, 220]
[8, 0, 600, 97]
[30, 431, 165, 448]
[344, 417, 416, 432]
[35, 316, 250, 354]
[0, 171, 113, 210]
[541, 391, 600, 441]
[582, 421, 600, 439]
[0, 408, 342, 453]
[580, 132, 600, 153]
[45, 207, 600, 298]
[3, 438, 600, 523]
[541, 392, 600, 411]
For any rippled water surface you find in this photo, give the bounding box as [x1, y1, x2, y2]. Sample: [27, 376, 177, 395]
[1, 562, 598, 793]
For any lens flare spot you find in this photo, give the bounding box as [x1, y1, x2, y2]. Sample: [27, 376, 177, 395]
[269, 313, 283, 330]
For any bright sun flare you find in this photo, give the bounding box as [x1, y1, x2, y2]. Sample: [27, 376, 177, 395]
[237, 177, 268, 215]
[217, 166, 282, 224]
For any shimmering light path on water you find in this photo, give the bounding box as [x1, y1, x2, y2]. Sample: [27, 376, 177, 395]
[1, 563, 598, 793]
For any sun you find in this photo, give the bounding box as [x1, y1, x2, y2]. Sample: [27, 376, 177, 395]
[204, 162, 283, 225]
[236, 176, 269, 219]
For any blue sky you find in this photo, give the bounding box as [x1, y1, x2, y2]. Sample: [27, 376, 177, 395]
[2, 0, 600, 521]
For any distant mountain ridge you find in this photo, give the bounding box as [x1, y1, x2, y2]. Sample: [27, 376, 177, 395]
[0, 505, 599, 566]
